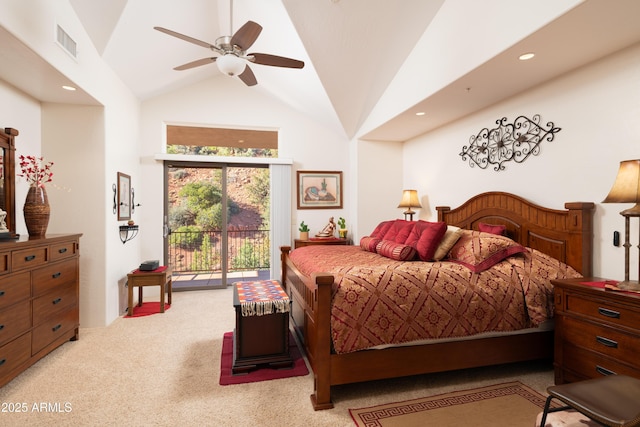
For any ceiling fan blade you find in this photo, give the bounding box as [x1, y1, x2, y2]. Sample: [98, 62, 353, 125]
[238, 65, 257, 86]
[174, 57, 217, 71]
[154, 27, 215, 50]
[230, 21, 262, 51]
[249, 53, 304, 69]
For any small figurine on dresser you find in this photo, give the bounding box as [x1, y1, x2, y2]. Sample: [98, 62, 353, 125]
[315, 217, 336, 238]
[0, 209, 9, 238]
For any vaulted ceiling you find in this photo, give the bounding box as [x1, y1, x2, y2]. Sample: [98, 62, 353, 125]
[2, 0, 640, 142]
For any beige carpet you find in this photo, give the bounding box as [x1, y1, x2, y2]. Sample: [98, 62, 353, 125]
[0, 286, 555, 426]
[350, 381, 549, 427]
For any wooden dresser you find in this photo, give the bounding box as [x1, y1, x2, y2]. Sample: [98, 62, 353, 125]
[551, 277, 640, 384]
[0, 234, 81, 387]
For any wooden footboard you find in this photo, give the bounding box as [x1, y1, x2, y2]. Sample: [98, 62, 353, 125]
[281, 192, 594, 410]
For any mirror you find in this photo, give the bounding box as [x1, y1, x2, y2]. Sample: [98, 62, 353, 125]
[0, 127, 17, 237]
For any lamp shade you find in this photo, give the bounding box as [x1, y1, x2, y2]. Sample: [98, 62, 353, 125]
[217, 54, 246, 76]
[397, 190, 422, 209]
[603, 159, 640, 215]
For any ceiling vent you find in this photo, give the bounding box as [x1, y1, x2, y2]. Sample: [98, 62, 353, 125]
[56, 24, 77, 58]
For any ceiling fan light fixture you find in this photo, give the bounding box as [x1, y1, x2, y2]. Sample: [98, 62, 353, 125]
[217, 53, 245, 76]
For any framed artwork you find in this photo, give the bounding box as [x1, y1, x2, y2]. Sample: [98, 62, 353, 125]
[297, 170, 342, 209]
[117, 172, 131, 221]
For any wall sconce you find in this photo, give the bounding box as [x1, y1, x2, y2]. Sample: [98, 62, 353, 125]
[603, 159, 640, 290]
[397, 189, 422, 221]
[119, 224, 139, 244]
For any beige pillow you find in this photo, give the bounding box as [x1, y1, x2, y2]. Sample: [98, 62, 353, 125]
[433, 226, 463, 261]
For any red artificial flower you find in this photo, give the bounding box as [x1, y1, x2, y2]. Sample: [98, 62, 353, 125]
[17, 155, 54, 188]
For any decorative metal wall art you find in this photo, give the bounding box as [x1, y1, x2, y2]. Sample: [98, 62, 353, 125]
[459, 114, 561, 171]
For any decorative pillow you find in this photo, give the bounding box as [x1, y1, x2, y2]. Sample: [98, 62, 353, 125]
[405, 221, 447, 261]
[370, 220, 394, 238]
[360, 236, 381, 253]
[381, 220, 416, 244]
[375, 240, 417, 261]
[433, 226, 463, 261]
[478, 222, 506, 236]
[447, 230, 526, 272]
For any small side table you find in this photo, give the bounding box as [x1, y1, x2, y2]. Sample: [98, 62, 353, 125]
[294, 237, 349, 249]
[232, 280, 293, 374]
[127, 266, 172, 316]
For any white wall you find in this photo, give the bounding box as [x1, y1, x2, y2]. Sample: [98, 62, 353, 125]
[360, 0, 581, 137]
[0, 0, 142, 327]
[401, 42, 640, 281]
[139, 76, 351, 260]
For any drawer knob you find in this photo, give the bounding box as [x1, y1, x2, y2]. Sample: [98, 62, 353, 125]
[52, 324, 62, 332]
[0, 324, 4, 330]
[24, 255, 36, 262]
[0, 291, 4, 297]
[0, 358, 5, 366]
[598, 307, 620, 319]
[52, 298, 62, 305]
[596, 365, 616, 376]
[52, 272, 61, 279]
[596, 336, 618, 348]
[58, 248, 68, 254]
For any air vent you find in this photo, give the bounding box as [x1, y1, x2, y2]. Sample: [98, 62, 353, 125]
[56, 25, 77, 58]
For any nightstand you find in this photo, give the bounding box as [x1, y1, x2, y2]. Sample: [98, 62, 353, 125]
[551, 277, 640, 385]
[294, 238, 350, 249]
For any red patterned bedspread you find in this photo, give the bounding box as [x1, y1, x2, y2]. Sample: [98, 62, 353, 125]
[289, 241, 580, 354]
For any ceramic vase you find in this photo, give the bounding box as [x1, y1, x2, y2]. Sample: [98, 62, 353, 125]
[23, 186, 50, 237]
[299, 231, 309, 240]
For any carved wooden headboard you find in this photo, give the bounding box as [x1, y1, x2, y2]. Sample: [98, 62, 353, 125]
[436, 191, 594, 276]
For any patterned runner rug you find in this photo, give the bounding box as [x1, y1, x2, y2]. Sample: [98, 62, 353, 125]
[350, 381, 550, 427]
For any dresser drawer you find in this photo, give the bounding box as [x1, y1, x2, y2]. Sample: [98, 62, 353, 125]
[0, 272, 30, 310]
[32, 306, 78, 355]
[0, 251, 9, 275]
[562, 316, 640, 367]
[32, 258, 77, 297]
[12, 246, 48, 271]
[565, 292, 640, 331]
[0, 333, 31, 384]
[0, 300, 31, 346]
[32, 282, 77, 326]
[49, 240, 78, 262]
[563, 342, 640, 379]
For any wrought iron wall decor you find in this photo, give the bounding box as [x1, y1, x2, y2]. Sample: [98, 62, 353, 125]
[459, 114, 561, 171]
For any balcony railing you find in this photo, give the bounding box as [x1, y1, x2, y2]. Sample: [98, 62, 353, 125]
[168, 227, 270, 274]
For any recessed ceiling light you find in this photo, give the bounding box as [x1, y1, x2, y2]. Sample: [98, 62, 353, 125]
[62, 85, 76, 91]
[519, 52, 535, 61]
[415, 112, 425, 116]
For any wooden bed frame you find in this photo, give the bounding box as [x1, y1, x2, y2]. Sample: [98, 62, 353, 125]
[280, 191, 594, 410]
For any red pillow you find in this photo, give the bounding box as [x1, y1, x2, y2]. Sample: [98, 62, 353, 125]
[405, 221, 447, 261]
[376, 240, 417, 261]
[360, 236, 381, 253]
[370, 220, 394, 238]
[447, 230, 526, 272]
[478, 222, 506, 236]
[381, 220, 416, 244]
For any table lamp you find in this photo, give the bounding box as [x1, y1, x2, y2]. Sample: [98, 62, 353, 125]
[397, 189, 422, 221]
[602, 159, 640, 290]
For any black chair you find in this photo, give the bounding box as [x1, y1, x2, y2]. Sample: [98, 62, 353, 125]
[540, 375, 640, 427]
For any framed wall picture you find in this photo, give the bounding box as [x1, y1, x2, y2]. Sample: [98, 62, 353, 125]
[297, 170, 343, 209]
[117, 172, 131, 221]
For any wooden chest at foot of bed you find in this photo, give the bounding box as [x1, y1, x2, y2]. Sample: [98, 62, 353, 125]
[232, 280, 293, 374]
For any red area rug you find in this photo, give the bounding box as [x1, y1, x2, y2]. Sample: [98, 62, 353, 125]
[125, 302, 170, 318]
[219, 331, 309, 385]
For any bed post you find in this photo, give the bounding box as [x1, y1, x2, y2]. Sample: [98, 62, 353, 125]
[310, 273, 334, 410]
[565, 202, 595, 277]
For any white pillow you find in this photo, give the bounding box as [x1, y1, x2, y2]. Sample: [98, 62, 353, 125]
[433, 225, 463, 261]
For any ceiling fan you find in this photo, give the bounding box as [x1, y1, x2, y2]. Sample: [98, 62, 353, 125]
[154, 3, 304, 86]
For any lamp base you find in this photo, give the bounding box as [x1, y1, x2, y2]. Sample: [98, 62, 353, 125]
[615, 280, 640, 292]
